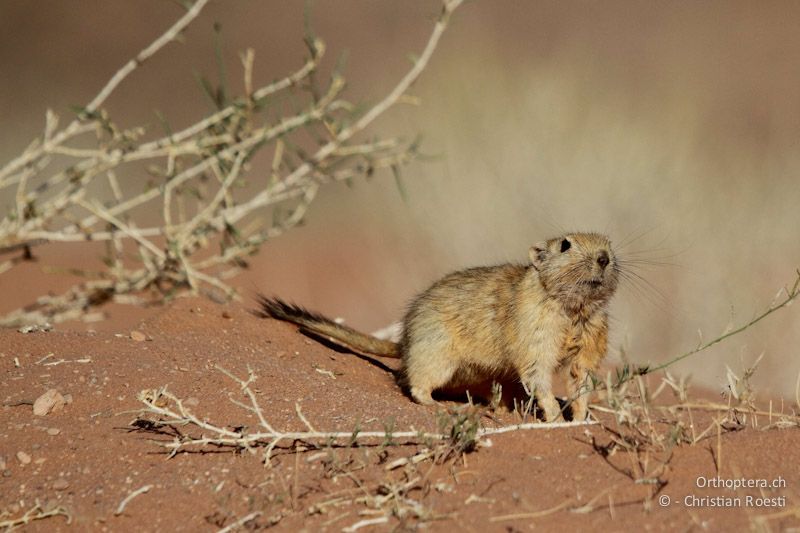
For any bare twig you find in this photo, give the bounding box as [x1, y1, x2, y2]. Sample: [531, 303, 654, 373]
[114, 484, 153, 516]
[1, 0, 464, 327]
[0, 0, 209, 182]
[0, 501, 71, 529]
[135, 366, 592, 465]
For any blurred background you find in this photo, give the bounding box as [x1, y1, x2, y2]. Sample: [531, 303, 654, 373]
[1, 1, 799, 396]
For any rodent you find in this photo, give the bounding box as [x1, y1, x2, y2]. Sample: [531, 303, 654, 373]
[257, 232, 619, 422]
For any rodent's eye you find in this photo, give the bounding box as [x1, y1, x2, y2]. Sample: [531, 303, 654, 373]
[560, 239, 571, 253]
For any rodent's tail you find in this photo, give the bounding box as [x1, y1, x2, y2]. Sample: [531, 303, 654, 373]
[255, 295, 400, 358]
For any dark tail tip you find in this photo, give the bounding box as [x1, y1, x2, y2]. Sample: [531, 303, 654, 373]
[253, 294, 291, 320]
[252, 294, 328, 324]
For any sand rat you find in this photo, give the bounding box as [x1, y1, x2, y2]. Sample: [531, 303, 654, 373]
[257, 232, 619, 421]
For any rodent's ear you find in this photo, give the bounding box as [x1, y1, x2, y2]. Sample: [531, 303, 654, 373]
[529, 243, 549, 270]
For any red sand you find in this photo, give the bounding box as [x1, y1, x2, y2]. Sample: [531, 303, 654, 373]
[2, 297, 798, 532]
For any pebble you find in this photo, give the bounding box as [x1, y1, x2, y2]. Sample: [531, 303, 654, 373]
[16, 451, 31, 465]
[47, 428, 61, 436]
[18, 323, 53, 333]
[130, 330, 147, 342]
[33, 389, 66, 416]
[0, 456, 5, 469]
[52, 478, 69, 490]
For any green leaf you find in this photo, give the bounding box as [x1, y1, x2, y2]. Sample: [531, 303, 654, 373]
[193, 71, 218, 109]
[213, 22, 228, 108]
[154, 110, 173, 137]
[391, 164, 408, 203]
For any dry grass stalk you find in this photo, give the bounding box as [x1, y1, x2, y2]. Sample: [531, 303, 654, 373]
[215, 511, 262, 533]
[583, 269, 800, 446]
[0, 0, 465, 327]
[580, 340, 800, 513]
[641, 270, 800, 376]
[750, 506, 800, 533]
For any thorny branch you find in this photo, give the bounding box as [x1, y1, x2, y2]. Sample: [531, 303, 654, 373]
[135, 365, 593, 466]
[0, 0, 465, 327]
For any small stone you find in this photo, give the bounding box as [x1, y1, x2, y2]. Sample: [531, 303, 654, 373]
[52, 478, 69, 490]
[221, 310, 232, 319]
[130, 330, 147, 342]
[16, 451, 31, 465]
[2, 470, 11, 477]
[33, 389, 66, 416]
[47, 428, 61, 436]
[63, 394, 73, 404]
[0, 456, 5, 469]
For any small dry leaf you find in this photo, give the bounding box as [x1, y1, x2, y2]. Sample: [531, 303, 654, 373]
[130, 330, 147, 342]
[33, 389, 66, 416]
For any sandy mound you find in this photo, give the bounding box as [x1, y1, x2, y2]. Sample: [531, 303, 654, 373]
[1, 297, 798, 531]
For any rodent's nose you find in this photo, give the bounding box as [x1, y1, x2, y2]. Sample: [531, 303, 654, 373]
[597, 251, 609, 269]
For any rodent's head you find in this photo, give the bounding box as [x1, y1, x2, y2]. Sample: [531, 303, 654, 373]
[529, 232, 619, 311]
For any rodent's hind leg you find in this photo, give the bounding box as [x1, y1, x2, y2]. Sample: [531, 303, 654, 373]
[520, 367, 561, 422]
[409, 386, 439, 406]
[403, 344, 459, 407]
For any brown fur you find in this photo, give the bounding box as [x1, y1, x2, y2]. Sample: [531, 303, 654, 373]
[257, 232, 619, 421]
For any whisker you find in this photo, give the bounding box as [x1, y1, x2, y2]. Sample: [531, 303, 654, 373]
[617, 269, 672, 313]
[617, 258, 680, 269]
[616, 226, 661, 251]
